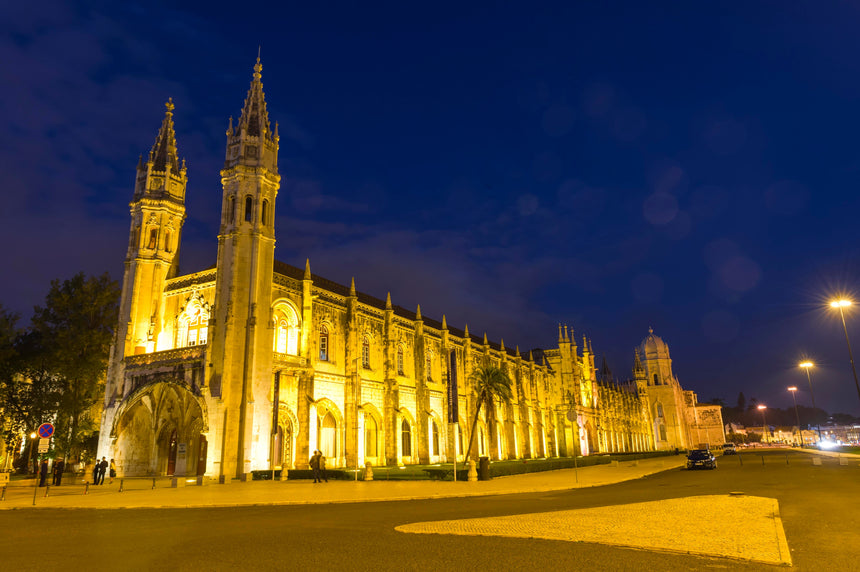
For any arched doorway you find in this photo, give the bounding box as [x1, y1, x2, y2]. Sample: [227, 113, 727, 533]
[112, 381, 207, 477]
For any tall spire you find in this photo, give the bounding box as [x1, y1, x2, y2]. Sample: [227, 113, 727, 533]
[238, 56, 272, 139]
[349, 277, 356, 297]
[304, 259, 311, 280]
[148, 98, 181, 172]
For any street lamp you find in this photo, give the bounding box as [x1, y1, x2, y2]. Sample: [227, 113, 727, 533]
[757, 404, 768, 444]
[788, 387, 801, 446]
[829, 298, 860, 402]
[799, 361, 823, 442]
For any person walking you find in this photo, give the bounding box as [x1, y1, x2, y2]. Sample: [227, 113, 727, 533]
[109, 459, 117, 484]
[310, 450, 321, 483]
[97, 457, 108, 485]
[39, 459, 48, 487]
[52, 458, 64, 486]
[319, 451, 328, 483]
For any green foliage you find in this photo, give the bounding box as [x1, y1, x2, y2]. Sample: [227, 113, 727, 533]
[30, 272, 120, 461]
[464, 364, 514, 460]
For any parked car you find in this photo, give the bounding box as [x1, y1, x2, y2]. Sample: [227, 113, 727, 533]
[686, 449, 717, 469]
[722, 443, 737, 455]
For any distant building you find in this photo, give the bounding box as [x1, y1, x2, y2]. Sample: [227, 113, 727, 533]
[97, 60, 723, 478]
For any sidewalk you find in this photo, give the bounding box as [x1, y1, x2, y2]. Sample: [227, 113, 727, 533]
[0, 457, 686, 511]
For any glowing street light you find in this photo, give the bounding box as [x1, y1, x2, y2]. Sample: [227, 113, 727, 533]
[787, 387, 801, 446]
[757, 404, 768, 443]
[829, 298, 860, 402]
[799, 361, 823, 441]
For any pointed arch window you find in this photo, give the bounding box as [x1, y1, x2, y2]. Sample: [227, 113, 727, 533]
[180, 299, 209, 348]
[401, 419, 412, 457]
[164, 230, 172, 253]
[364, 414, 378, 457]
[425, 353, 432, 381]
[228, 196, 235, 224]
[273, 304, 300, 355]
[396, 345, 405, 375]
[656, 403, 664, 418]
[319, 324, 329, 362]
[431, 419, 440, 457]
[148, 228, 158, 249]
[361, 336, 370, 369]
[245, 196, 253, 223]
[261, 199, 269, 226]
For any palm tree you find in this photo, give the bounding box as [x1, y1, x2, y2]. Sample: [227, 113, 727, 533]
[464, 364, 513, 462]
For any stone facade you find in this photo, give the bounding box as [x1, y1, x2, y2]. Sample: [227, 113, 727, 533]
[97, 60, 724, 478]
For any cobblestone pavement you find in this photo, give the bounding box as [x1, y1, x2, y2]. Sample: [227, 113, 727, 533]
[396, 494, 792, 566]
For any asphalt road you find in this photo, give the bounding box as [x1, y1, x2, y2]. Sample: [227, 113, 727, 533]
[1, 450, 857, 571]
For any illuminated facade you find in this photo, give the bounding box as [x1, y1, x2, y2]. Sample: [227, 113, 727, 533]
[97, 60, 723, 478]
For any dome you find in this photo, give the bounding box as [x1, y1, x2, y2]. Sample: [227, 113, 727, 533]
[640, 327, 671, 360]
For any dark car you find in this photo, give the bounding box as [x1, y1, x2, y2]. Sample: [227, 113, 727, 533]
[686, 449, 717, 470]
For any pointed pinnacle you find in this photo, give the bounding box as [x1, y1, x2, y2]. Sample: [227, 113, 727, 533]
[385, 292, 392, 310]
[441, 315, 447, 330]
[558, 323, 563, 342]
[483, 332, 488, 345]
[464, 323, 469, 338]
[415, 304, 422, 321]
[349, 277, 356, 297]
[515, 345, 520, 357]
[304, 258, 311, 280]
[500, 338, 505, 351]
[529, 350, 534, 362]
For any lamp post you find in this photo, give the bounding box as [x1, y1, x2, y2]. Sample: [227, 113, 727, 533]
[787, 387, 801, 446]
[799, 361, 823, 442]
[829, 299, 860, 402]
[757, 404, 768, 444]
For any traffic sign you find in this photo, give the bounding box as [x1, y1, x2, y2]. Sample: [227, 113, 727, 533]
[37, 423, 54, 438]
[38, 438, 50, 453]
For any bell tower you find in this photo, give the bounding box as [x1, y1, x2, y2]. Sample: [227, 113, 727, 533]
[207, 57, 281, 479]
[117, 99, 187, 361]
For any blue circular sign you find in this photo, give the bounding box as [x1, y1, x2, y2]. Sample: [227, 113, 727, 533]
[37, 423, 54, 438]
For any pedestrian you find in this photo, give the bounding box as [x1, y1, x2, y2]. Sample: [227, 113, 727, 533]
[97, 456, 108, 485]
[319, 451, 328, 483]
[109, 458, 117, 484]
[53, 458, 65, 486]
[91, 459, 99, 484]
[310, 450, 321, 483]
[39, 459, 48, 487]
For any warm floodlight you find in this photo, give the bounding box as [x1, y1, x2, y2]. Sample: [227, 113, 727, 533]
[799, 361, 814, 369]
[757, 404, 766, 410]
[831, 299, 852, 308]
[787, 386, 797, 392]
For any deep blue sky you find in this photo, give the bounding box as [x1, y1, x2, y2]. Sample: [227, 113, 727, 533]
[4, 1, 860, 415]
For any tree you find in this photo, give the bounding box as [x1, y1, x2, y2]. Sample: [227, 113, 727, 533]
[464, 364, 513, 462]
[737, 392, 746, 411]
[31, 273, 119, 462]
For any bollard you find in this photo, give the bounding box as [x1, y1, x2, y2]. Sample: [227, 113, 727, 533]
[32, 484, 38, 506]
[152, 477, 156, 489]
[119, 479, 124, 492]
[1, 485, 5, 501]
[467, 460, 478, 482]
[84, 483, 89, 495]
[44, 485, 50, 498]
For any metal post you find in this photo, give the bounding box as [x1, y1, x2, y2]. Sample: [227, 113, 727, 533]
[790, 391, 801, 446]
[44, 485, 50, 498]
[804, 368, 823, 441]
[838, 306, 860, 402]
[84, 483, 89, 495]
[152, 477, 156, 489]
[1, 485, 5, 501]
[119, 479, 124, 492]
